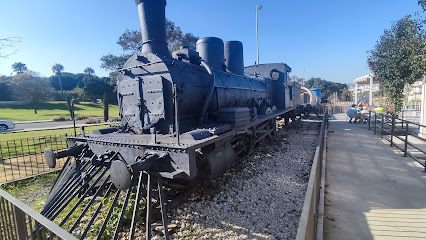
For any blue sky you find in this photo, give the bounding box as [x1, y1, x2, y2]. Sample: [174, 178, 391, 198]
[0, 0, 423, 84]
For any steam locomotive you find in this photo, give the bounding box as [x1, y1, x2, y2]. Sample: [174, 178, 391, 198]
[41, 0, 302, 238]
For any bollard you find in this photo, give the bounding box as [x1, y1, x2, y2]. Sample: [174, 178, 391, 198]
[390, 114, 395, 147]
[404, 122, 409, 157]
[381, 114, 384, 139]
[368, 111, 371, 130]
[374, 112, 377, 135]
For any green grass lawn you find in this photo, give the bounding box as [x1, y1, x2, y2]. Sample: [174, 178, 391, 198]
[0, 101, 119, 122]
[0, 171, 59, 211]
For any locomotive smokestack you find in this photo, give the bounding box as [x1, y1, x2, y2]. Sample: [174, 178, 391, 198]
[135, 0, 171, 58]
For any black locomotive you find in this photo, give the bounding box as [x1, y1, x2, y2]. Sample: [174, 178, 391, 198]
[41, 0, 301, 238]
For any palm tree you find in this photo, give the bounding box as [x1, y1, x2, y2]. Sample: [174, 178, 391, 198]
[52, 63, 64, 75]
[52, 63, 65, 98]
[84, 67, 95, 75]
[341, 88, 351, 102]
[11, 62, 28, 74]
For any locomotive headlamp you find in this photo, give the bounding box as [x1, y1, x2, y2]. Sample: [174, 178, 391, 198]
[271, 70, 280, 80]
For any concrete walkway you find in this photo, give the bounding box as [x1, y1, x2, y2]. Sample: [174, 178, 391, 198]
[324, 114, 426, 240]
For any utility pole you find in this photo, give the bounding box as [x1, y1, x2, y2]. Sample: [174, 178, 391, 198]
[256, 5, 262, 65]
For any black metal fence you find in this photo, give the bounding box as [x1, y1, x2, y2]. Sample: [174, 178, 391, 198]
[0, 125, 100, 183]
[0, 123, 119, 183]
[0, 133, 70, 183]
[0, 188, 77, 240]
[369, 111, 426, 170]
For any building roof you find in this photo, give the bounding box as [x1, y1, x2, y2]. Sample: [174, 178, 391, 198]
[354, 74, 380, 84]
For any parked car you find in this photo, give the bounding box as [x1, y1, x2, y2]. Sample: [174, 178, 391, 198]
[0, 120, 15, 131]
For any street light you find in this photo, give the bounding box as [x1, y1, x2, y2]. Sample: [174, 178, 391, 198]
[256, 5, 262, 65]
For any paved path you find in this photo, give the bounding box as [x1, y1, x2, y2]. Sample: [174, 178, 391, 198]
[324, 114, 426, 240]
[15, 120, 86, 130]
[0, 120, 119, 134]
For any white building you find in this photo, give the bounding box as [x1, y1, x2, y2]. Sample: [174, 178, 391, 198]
[352, 74, 380, 106]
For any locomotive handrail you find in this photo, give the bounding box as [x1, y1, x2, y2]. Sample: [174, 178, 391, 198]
[0, 189, 78, 240]
[199, 60, 216, 123]
[117, 60, 173, 72]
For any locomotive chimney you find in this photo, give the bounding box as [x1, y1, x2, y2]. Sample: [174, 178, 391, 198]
[135, 0, 171, 58]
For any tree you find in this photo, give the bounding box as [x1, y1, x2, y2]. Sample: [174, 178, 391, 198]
[49, 72, 83, 91]
[304, 77, 348, 100]
[52, 63, 65, 94]
[11, 62, 27, 74]
[0, 37, 20, 58]
[368, 16, 426, 112]
[82, 76, 112, 99]
[0, 83, 11, 101]
[117, 30, 142, 53]
[100, 54, 132, 71]
[82, 76, 115, 121]
[0, 75, 13, 101]
[11, 73, 51, 114]
[52, 63, 64, 75]
[100, 19, 199, 71]
[84, 67, 95, 75]
[341, 88, 351, 102]
[420, 0, 426, 12]
[164, 19, 198, 52]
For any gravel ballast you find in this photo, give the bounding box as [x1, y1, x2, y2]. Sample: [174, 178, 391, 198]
[164, 118, 321, 240]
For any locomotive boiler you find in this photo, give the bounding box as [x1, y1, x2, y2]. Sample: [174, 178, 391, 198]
[41, 0, 301, 238]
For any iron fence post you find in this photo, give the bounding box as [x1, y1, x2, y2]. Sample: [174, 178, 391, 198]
[13, 205, 28, 240]
[404, 122, 409, 157]
[368, 111, 371, 130]
[381, 114, 384, 138]
[390, 114, 395, 147]
[374, 112, 377, 134]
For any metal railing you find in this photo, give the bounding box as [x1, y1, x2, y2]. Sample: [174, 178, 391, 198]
[369, 111, 426, 170]
[0, 189, 77, 240]
[0, 122, 120, 183]
[296, 108, 328, 240]
[0, 125, 102, 183]
[0, 133, 70, 183]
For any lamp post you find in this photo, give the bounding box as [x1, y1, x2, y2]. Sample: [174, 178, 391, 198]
[256, 5, 262, 65]
[420, 75, 426, 137]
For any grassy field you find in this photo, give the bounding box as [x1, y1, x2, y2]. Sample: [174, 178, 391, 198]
[0, 171, 59, 210]
[0, 101, 119, 121]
